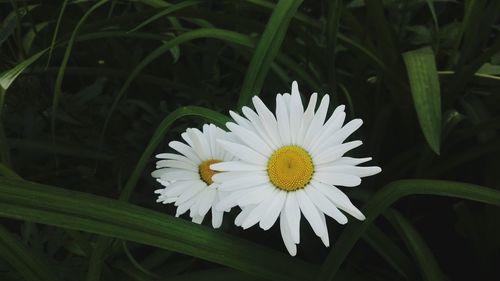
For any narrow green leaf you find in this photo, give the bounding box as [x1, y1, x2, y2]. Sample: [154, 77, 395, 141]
[128, 0, 201, 32]
[0, 49, 46, 90]
[403, 46, 442, 154]
[51, 0, 108, 132]
[0, 177, 316, 281]
[119, 105, 230, 201]
[45, 0, 69, 68]
[237, 0, 303, 107]
[316, 179, 500, 281]
[386, 211, 446, 281]
[0, 162, 21, 179]
[100, 28, 255, 137]
[363, 224, 416, 279]
[22, 22, 48, 53]
[0, 225, 60, 281]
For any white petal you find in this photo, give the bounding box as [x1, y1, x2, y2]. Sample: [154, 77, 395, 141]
[289, 82, 304, 144]
[306, 105, 345, 151]
[312, 119, 363, 154]
[205, 124, 218, 159]
[226, 122, 273, 156]
[217, 140, 267, 165]
[312, 140, 363, 165]
[186, 128, 211, 160]
[169, 141, 202, 164]
[276, 94, 291, 144]
[313, 180, 365, 220]
[284, 192, 301, 243]
[176, 182, 205, 205]
[252, 96, 281, 148]
[297, 93, 318, 146]
[314, 172, 361, 187]
[305, 185, 348, 224]
[197, 187, 217, 217]
[163, 180, 199, 197]
[241, 189, 279, 229]
[296, 189, 328, 237]
[151, 168, 199, 180]
[241, 106, 278, 149]
[155, 160, 197, 171]
[237, 184, 274, 206]
[316, 165, 382, 178]
[229, 110, 253, 130]
[175, 195, 198, 217]
[215, 172, 270, 191]
[210, 161, 266, 172]
[211, 208, 224, 228]
[156, 196, 178, 204]
[181, 132, 194, 147]
[280, 210, 297, 256]
[235, 206, 254, 227]
[331, 157, 372, 166]
[215, 189, 250, 211]
[156, 153, 196, 165]
[259, 190, 287, 230]
[302, 95, 330, 148]
[191, 215, 204, 224]
[316, 208, 330, 247]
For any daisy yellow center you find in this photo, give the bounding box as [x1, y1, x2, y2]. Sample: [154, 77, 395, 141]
[199, 159, 222, 185]
[267, 145, 314, 191]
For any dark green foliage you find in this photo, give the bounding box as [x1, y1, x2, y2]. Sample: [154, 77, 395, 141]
[0, 1, 499, 281]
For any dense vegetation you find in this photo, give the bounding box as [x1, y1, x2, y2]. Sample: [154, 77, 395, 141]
[1, 0, 499, 281]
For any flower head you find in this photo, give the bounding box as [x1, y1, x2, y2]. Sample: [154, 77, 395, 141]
[211, 81, 381, 255]
[152, 124, 234, 228]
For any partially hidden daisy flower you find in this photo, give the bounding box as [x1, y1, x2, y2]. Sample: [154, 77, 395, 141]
[152, 124, 235, 228]
[211, 81, 381, 255]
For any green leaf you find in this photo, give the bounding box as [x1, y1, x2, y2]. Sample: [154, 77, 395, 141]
[0, 225, 60, 281]
[128, 0, 201, 32]
[45, 0, 69, 68]
[363, 224, 416, 279]
[0, 49, 46, 90]
[386, 211, 446, 281]
[0, 162, 21, 179]
[316, 179, 500, 281]
[119, 105, 230, 201]
[52, 0, 108, 132]
[237, 0, 303, 107]
[403, 46, 442, 154]
[100, 28, 256, 137]
[0, 177, 316, 281]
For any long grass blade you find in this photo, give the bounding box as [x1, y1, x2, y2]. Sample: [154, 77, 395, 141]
[403, 46, 442, 154]
[51, 0, 108, 134]
[237, 0, 303, 107]
[45, 0, 68, 68]
[120, 105, 230, 201]
[316, 179, 500, 281]
[0, 177, 316, 281]
[100, 28, 255, 138]
[386, 211, 446, 281]
[0, 225, 60, 281]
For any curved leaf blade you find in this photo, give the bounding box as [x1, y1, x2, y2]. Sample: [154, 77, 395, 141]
[403, 46, 442, 154]
[237, 0, 303, 107]
[0, 177, 316, 281]
[0, 225, 60, 281]
[316, 179, 500, 281]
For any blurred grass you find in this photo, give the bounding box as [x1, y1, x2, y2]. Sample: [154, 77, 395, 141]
[1, 1, 500, 281]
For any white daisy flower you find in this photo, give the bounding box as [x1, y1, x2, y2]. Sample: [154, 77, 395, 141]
[152, 124, 234, 228]
[211, 81, 381, 255]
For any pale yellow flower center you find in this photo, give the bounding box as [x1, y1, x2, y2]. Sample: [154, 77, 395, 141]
[267, 145, 314, 191]
[199, 159, 222, 185]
